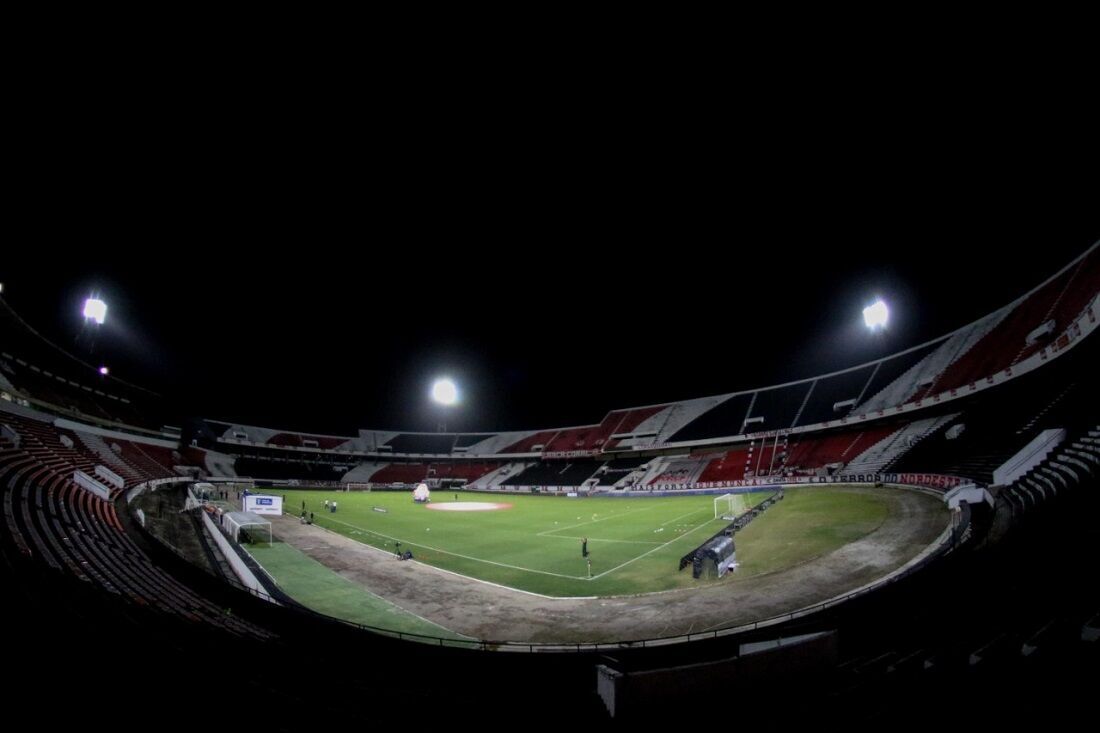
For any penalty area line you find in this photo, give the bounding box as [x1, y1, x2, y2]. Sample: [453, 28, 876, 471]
[660, 507, 709, 526]
[315, 514, 589, 581]
[536, 504, 661, 537]
[589, 515, 722, 581]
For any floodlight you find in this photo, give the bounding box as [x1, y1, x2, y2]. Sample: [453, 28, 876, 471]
[99, 366, 109, 376]
[83, 298, 108, 325]
[863, 300, 888, 329]
[431, 378, 458, 405]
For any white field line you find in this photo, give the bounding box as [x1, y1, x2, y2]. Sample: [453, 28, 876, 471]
[589, 515, 722, 581]
[318, 514, 588, 580]
[660, 507, 709, 526]
[422, 561, 595, 600]
[552, 535, 662, 545]
[536, 505, 661, 537]
[288, 514, 581, 600]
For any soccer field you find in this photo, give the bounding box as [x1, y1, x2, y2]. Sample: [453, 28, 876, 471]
[266, 487, 891, 597]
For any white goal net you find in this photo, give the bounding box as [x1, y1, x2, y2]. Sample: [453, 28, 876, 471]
[714, 492, 752, 520]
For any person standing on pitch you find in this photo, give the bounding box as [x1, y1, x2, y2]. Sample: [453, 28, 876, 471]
[587, 556, 592, 578]
[582, 537, 588, 557]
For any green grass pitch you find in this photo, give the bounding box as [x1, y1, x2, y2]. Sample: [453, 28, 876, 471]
[266, 487, 891, 597]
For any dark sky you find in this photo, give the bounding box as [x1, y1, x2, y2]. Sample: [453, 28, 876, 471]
[5, 79, 1098, 435]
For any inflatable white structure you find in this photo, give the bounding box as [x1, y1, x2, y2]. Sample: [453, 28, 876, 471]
[413, 483, 431, 503]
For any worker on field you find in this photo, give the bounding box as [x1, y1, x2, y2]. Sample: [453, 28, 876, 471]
[582, 537, 588, 557]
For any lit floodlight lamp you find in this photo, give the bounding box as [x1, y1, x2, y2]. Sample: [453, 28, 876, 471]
[431, 378, 458, 406]
[99, 366, 109, 376]
[83, 298, 108, 325]
[863, 299, 889, 330]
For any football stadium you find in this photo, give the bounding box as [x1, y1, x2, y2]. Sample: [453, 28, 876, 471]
[2, 242, 1098, 725]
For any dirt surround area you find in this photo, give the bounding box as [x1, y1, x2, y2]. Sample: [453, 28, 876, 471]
[266, 486, 950, 644]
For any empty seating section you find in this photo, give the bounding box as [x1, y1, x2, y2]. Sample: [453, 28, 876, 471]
[999, 423, 1099, 511]
[499, 430, 560, 454]
[930, 250, 1099, 395]
[368, 463, 431, 484]
[910, 310, 1013, 401]
[0, 355, 116, 421]
[843, 415, 957, 474]
[696, 447, 751, 483]
[234, 456, 347, 481]
[602, 402, 660, 449]
[667, 393, 754, 443]
[116, 441, 179, 478]
[853, 342, 941, 415]
[384, 434, 458, 454]
[543, 426, 600, 454]
[76, 431, 147, 486]
[890, 379, 1088, 484]
[429, 462, 501, 482]
[745, 440, 783, 477]
[646, 456, 711, 486]
[1013, 247, 1100, 363]
[744, 382, 813, 432]
[0, 448, 272, 639]
[267, 433, 349, 450]
[1, 410, 108, 488]
[793, 366, 877, 427]
[563, 405, 664, 451]
[501, 462, 601, 486]
[454, 434, 495, 447]
[594, 455, 650, 486]
[784, 425, 898, 473]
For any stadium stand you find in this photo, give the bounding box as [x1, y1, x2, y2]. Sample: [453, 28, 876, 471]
[665, 393, 755, 443]
[792, 364, 878, 427]
[696, 447, 751, 483]
[783, 424, 898, 475]
[921, 247, 1100, 397]
[384, 433, 459, 454]
[366, 462, 432, 484]
[498, 429, 560, 454]
[501, 461, 603, 487]
[542, 426, 601, 454]
[593, 455, 652, 487]
[842, 415, 958, 474]
[267, 432, 351, 450]
[0, 245, 1097, 725]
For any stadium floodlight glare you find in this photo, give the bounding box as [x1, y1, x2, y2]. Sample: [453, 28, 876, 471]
[83, 298, 108, 325]
[99, 366, 109, 376]
[863, 299, 889, 330]
[431, 378, 458, 406]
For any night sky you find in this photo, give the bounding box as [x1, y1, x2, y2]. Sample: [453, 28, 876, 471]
[5, 96, 1097, 435]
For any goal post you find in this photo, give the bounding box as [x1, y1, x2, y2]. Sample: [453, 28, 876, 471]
[714, 493, 750, 520]
[345, 482, 371, 492]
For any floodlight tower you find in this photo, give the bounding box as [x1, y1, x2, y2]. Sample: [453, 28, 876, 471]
[77, 295, 108, 354]
[431, 378, 458, 432]
[863, 299, 889, 330]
